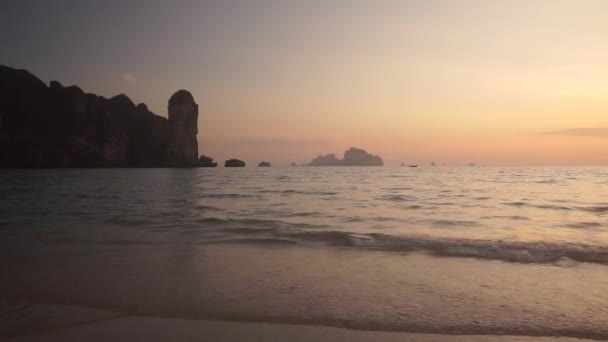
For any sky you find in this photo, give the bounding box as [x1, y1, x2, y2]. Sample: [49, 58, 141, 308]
[2, 0, 608, 166]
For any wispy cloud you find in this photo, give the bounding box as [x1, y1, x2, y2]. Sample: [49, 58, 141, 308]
[541, 128, 608, 138]
[120, 73, 136, 83]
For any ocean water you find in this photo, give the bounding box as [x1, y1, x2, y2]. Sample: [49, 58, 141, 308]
[1, 167, 608, 339]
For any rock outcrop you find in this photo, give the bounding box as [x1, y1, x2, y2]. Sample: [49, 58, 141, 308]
[225, 159, 245, 167]
[308, 147, 383, 166]
[198, 155, 218, 167]
[343, 147, 384, 166]
[0, 65, 199, 167]
[258, 161, 271, 167]
[166, 90, 198, 166]
[308, 153, 341, 166]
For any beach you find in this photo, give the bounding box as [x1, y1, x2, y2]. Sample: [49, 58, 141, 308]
[2, 301, 592, 342]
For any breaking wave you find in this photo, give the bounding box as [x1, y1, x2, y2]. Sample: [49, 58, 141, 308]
[198, 218, 608, 266]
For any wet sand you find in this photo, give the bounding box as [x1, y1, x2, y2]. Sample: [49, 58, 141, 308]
[1, 301, 591, 342]
[2, 243, 608, 339]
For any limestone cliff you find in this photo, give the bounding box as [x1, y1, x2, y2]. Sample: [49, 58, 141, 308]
[0, 65, 199, 167]
[308, 147, 383, 166]
[166, 90, 198, 166]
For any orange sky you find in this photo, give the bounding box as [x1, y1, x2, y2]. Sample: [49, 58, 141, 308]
[195, 1, 608, 166]
[4, 0, 608, 165]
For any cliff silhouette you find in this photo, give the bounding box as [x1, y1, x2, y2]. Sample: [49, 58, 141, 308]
[0, 65, 198, 167]
[308, 147, 384, 166]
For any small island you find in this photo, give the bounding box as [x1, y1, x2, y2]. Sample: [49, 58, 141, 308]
[198, 155, 218, 167]
[258, 161, 271, 167]
[308, 147, 383, 166]
[225, 159, 246, 167]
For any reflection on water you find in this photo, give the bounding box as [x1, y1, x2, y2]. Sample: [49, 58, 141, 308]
[1, 167, 608, 338]
[2, 167, 608, 264]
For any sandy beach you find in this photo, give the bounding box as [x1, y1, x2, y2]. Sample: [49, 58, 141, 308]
[1, 301, 592, 342]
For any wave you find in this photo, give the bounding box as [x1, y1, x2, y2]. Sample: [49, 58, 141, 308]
[257, 189, 339, 196]
[199, 219, 608, 266]
[280, 211, 322, 218]
[382, 187, 412, 190]
[404, 205, 422, 209]
[289, 231, 608, 265]
[432, 219, 480, 227]
[482, 215, 530, 221]
[536, 179, 559, 184]
[562, 221, 604, 230]
[378, 195, 413, 202]
[582, 205, 608, 214]
[200, 193, 258, 199]
[504, 202, 608, 214]
[198, 217, 330, 231]
[194, 204, 223, 211]
[504, 202, 573, 211]
[505, 201, 527, 207]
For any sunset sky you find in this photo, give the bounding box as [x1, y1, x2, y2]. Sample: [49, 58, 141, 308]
[2, 0, 608, 165]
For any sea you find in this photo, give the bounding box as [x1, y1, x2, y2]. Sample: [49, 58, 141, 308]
[1, 167, 607, 339]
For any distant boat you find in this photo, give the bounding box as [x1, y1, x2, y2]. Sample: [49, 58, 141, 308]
[408, 165, 418, 168]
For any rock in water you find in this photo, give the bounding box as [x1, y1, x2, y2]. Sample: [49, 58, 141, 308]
[307, 153, 341, 166]
[258, 161, 271, 167]
[225, 159, 246, 167]
[166, 90, 198, 166]
[342, 147, 383, 166]
[198, 155, 218, 167]
[307, 147, 383, 166]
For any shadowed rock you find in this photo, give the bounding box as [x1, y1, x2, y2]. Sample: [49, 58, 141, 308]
[198, 155, 218, 167]
[308, 147, 383, 166]
[308, 153, 341, 166]
[343, 147, 383, 166]
[0, 65, 199, 167]
[258, 161, 271, 167]
[225, 159, 245, 167]
[166, 90, 198, 166]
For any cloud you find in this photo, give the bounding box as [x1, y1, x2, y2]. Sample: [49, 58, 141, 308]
[541, 128, 608, 138]
[120, 73, 136, 83]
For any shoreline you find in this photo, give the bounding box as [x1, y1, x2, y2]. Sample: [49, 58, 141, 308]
[0, 301, 595, 342]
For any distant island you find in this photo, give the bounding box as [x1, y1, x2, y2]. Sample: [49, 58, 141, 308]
[258, 161, 271, 167]
[198, 155, 218, 167]
[0, 65, 199, 167]
[308, 147, 383, 166]
[225, 159, 246, 167]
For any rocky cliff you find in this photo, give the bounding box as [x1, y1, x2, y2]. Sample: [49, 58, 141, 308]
[0, 65, 198, 167]
[166, 90, 198, 166]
